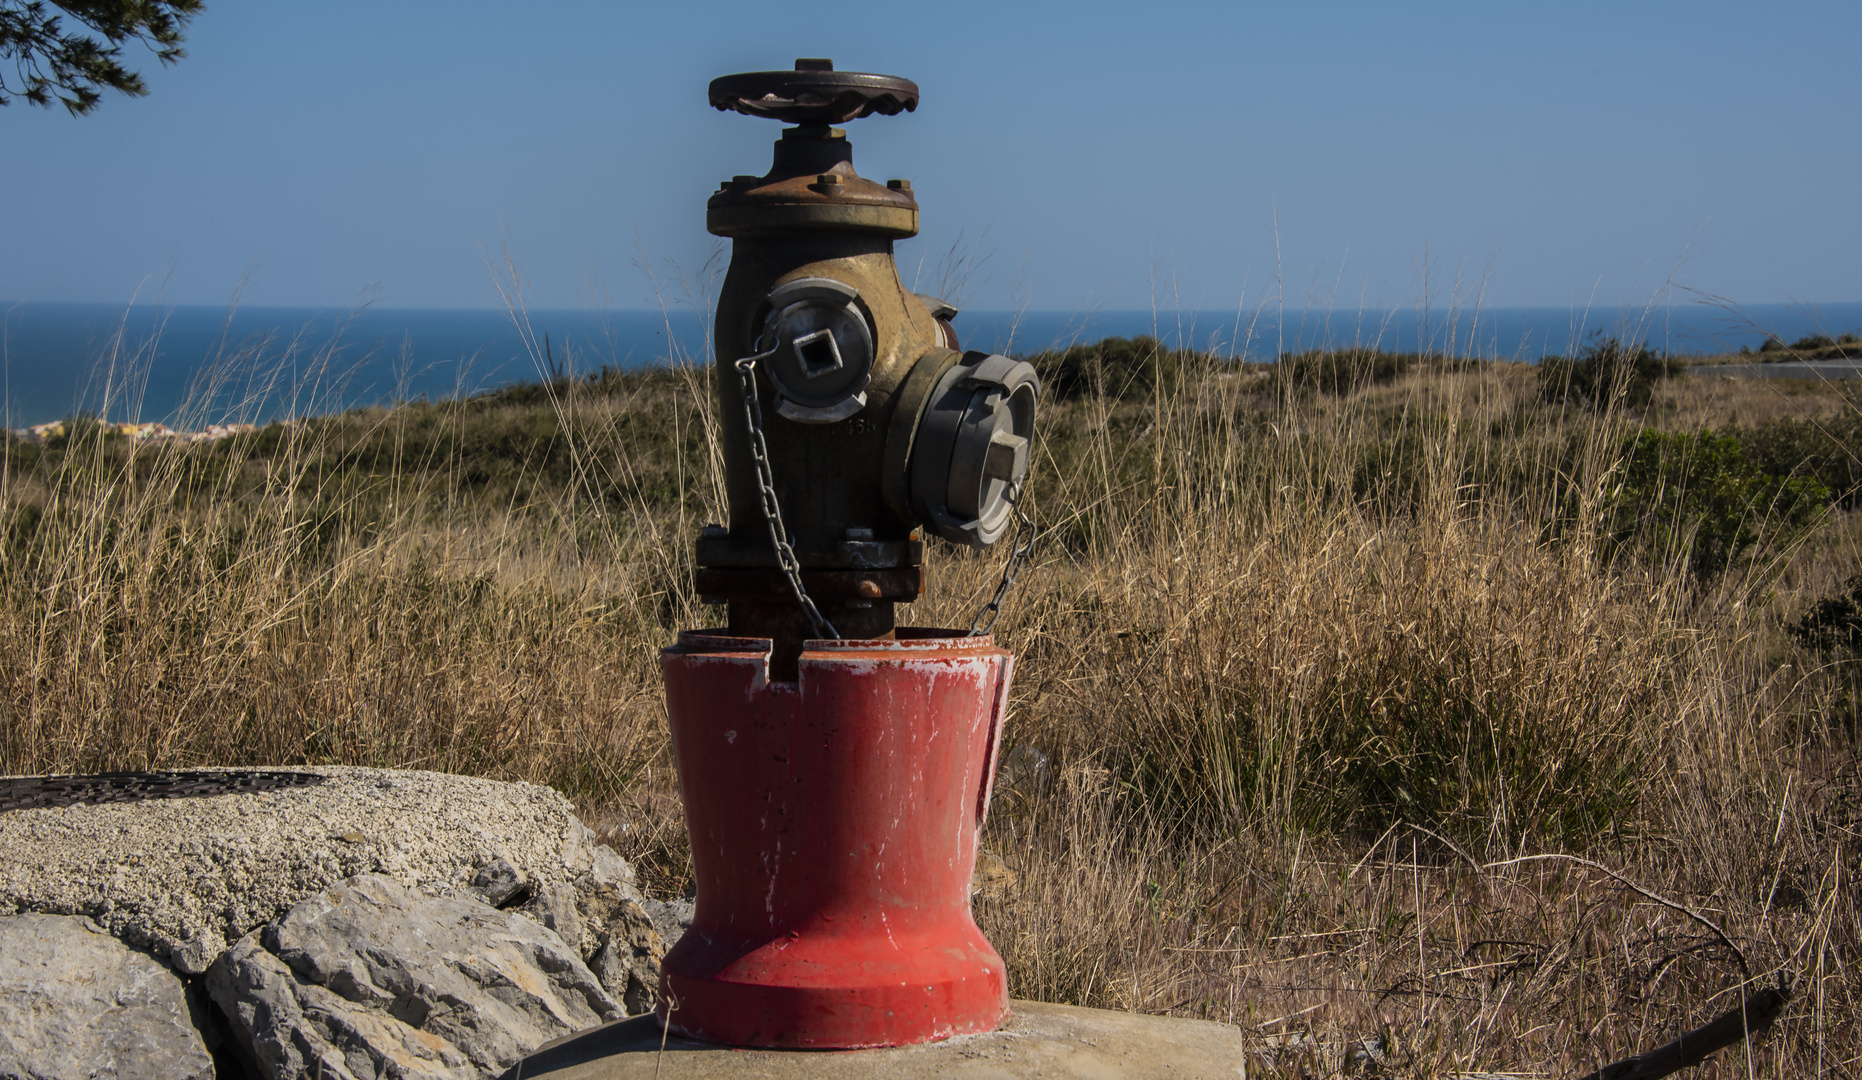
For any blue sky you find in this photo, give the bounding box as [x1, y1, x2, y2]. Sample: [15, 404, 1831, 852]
[4, 1, 1857, 312]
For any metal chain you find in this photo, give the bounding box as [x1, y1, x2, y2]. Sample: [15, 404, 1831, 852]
[968, 481, 1037, 637]
[733, 350, 839, 640]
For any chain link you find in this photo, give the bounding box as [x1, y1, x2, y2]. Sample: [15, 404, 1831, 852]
[733, 350, 839, 641]
[968, 482, 1037, 637]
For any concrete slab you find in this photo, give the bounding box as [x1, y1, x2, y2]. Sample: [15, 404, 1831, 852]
[499, 1000, 1245, 1079]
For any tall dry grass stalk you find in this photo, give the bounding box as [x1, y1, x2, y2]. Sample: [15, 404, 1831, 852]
[2, 313, 1855, 1076]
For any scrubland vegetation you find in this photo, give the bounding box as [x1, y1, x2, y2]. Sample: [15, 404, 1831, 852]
[3, 325, 1858, 1077]
[1748, 332, 1862, 361]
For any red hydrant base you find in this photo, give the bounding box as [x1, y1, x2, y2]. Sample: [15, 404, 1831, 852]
[663, 958, 1008, 1049]
[658, 629, 1012, 1049]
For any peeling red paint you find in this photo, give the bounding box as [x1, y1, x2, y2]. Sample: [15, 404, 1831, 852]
[657, 629, 1011, 1049]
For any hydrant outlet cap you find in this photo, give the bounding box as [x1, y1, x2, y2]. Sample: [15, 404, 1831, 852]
[911, 353, 1040, 548]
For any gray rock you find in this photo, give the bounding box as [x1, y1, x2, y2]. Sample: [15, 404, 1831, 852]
[583, 893, 666, 1015]
[0, 766, 609, 974]
[581, 839, 636, 893]
[207, 874, 621, 1080]
[0, 913, 214, 1080]
[641, 895, 695, 943]
[469, 857, 528, 908]
[519, 881, 585, 961]
[566, 857, 690, 1014]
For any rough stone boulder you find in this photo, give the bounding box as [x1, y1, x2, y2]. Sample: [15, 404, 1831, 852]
[207, 873, 622, 1080]
[0, 913, 214, 1080]
[516, 873, 689, 1017]
[585, 892, 674, 1016]
[0, 766, 626, 975]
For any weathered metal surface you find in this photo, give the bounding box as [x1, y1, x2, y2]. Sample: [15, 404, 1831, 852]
[698, 56, 1040, 662]
[0, 770, 325, 813]
[710, 235, 943, 573]
[694, 567, 923, 602]
[696, 566, 927, 675]
[660, 63, 1036, 1058]
[696, 531, 922, 570]
[700, 58, 945, 660]
[756, 277, 876, 419]
[657, 630, 1011, 1048]
[707, 135, 920, 239]
[498, 999, 1249, 1079]
[707, 200, 919, 239]
[708, 60, 919, 126]
[880, 347, 964, 522]
[909, 352, 1040, 548]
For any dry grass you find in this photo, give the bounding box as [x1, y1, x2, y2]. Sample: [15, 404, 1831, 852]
[3, 327, 1857, 1078]
[1652, 371, 1854, 430]
[934, 357, 1857, 1077]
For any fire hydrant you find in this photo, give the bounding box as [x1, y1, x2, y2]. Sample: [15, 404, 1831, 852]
[656, 59, 1040, 1049]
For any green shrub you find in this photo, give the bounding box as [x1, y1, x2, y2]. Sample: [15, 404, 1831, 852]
[1607, 429, 1829, 582]
[1787, 575, 1862, 735]
[1276, 348, 1417, 396]
[1538, 335, 1683, 410]
[1022, 336, 1198, 401]
[1, 431, 43, 473]
[1799, 333, 1861, 360]
[1790, 575, 1862, 654]
[1736, 414, 1862, 506]
[1754, 332, 1861, 360]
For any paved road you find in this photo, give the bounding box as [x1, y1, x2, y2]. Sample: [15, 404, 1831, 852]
[1691, 361, 1862, 380]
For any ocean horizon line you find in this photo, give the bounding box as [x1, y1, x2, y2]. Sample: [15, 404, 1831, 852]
[11, 298, 1862, 310]
[7, 300, 1862, 428]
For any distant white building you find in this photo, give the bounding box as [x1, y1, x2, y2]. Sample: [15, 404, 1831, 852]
[5, 420, 258, 445]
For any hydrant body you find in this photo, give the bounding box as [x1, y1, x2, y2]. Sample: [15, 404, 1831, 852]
[659, 631, 1011, 1047]
[659, 60, 1036, 1048]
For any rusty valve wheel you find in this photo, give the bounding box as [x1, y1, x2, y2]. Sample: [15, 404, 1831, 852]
[709, 58, 919, 126]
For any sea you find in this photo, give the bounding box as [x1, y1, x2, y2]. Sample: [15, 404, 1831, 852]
[5, 300, 1861, 429]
